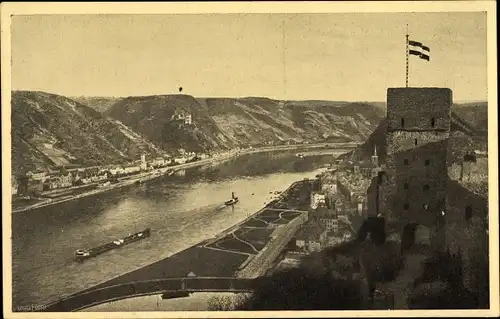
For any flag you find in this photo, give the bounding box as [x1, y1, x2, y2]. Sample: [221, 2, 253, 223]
[408, 39, 430, 61]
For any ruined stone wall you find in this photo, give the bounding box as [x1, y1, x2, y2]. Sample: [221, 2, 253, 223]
[446, 180, 488, 226]
[444, 180, 489, 308]
[463, 158, 489, 184]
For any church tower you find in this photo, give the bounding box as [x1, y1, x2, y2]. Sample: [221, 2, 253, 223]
[140, 153, 147, 171]
[371, 145, 379, 167]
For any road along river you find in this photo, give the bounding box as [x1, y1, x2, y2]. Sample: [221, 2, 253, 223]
[11, 149, 346, 310]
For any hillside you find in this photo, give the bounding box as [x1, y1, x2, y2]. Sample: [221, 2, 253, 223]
[105, 95, 385, 153]
[451, 102, 488, 135]
[11, 91, 161, 176]
[338, 102, 488, 165]
[70, 96, 122, 113]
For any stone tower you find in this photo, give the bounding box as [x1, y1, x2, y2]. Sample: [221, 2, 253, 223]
[380, 88, 452, 233]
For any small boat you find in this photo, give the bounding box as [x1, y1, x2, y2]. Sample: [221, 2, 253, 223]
[225, 192, 239, 206]
[74, 228, 151, 262]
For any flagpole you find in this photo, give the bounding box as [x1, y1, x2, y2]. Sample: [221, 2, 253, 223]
[405, 24, 409, 87]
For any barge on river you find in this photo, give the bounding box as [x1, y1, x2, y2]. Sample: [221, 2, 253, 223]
[74, 228, 151, 262]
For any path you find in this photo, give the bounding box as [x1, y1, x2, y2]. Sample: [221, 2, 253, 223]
[380, 253, 428, 309]
[232, 232, 260, 254]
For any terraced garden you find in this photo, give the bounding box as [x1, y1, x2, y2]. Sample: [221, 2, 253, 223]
[257, 209, 303, 223]
[213, 234, 258, 255]
[206, 207, 305, 255]
[234, 228, 274, 251]
[241, 218, 269, 228]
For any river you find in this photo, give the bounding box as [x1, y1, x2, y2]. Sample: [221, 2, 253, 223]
[12, 150, 343, 310]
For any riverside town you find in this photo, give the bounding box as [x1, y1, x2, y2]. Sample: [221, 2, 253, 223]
[6, 8, 495, 315]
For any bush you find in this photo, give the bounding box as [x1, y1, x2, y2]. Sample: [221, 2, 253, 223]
[408, 281, 477, 309]
[360, 241, 404, 284]
[207, 295, 235, 311]
[235, 268, 363, 310]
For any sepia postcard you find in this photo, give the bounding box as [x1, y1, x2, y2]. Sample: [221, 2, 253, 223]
[1, 1, 498, 318]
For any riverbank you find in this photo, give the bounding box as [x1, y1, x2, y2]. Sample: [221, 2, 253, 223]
[40, 180, 313, 311]
[12, 143, 357, 213]
[11, 152, 237, 213]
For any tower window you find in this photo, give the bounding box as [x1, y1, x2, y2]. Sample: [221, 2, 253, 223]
[401, 118, 405, 128]
[414, 139, 418, 146]
[423, 184, 430, 192]
[465, 205, 472, 221]
[431, 118, 435, 127]
[404, 203, 409, 210]
[404, 159, 409, 165]
[425, 159, 430, 166]
[403, 182, 409, 190]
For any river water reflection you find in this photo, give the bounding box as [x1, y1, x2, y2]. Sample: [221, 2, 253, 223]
[12, 150, 343, 309]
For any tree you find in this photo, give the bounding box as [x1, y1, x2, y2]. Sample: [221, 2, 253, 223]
[408, 280, 477, 309]
[206, 295, 235, 311]
[234, 268, 363, 310]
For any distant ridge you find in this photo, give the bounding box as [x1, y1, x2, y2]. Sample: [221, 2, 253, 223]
[15, 90, 485, 175]
[104, 94, 385, 154]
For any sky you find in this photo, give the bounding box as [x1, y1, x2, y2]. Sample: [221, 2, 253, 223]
[11, 12, 488, 101]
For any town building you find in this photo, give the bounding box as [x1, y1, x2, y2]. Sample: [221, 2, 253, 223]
[150, 157, 166, 168]
[197, 153, 209, 160]
[337, 171, 371, 204]
[122, 164, 141, 175]
[58, 171, 73, 188]
[26, 170, 48, 181]
[273, 253, 303, 272]
[171, 111, 193, 126]
[320, 172, 338, 194]
[295, 220, 328, 253]
[140, 154, 147, 171]
[174, 157, 188, 165]
[23, 179, 43, 195]
[310, 192, 326, 209]
[12, 177, 19, 196]
[310, 205, 339, 233]
[74, 168, 109, 184]
[109, 166, 125, 176]
[359, 161, 381, 179]
[93, 170, 108, 182]
[325, 225, 353, 247]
